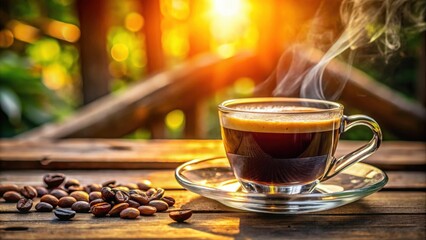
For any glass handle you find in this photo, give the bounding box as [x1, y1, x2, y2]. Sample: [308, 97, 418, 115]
[323, 115, 382, 180]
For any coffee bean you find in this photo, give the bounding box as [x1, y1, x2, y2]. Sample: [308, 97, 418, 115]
[71, 201, 90, 213]
[67, 185, 85, 193]
[138, 205, 157, 216]
[145, 188, 156, 197]
[89, 198, 105, 207]
[112, 186, 129, 193]
[20, 186, 37, 199]
[86, 184, 102, 193]
[148, 200, 168, 212]
[101, 187, 115, 202]
[50, 189, 68, 199]
[40, 194, 59, 208]
[54, 208, 76, 220]
[35, 202, 53, 212]
[130, 193, 149, 205]
[148, 188, 165, 201]
[137, 181, 151, 191]
[128, 200, 140, 208]
[91, 202, 111, 217]
[16, 198, 33, 213]
[44, 173, 66, 188]
[108, 203, 129, 217]
[58, 196, 77, 208]
[102, 180, 116, 187]
[114, 191, 129, 203]
[35, 186, 49, 197]
[121, 183, 138, 190]
[89, 191, 102, 202]
[0, 184, 19, 196]
[162, 196, 176, 207]
[169, 209, 192, 222]
[3, 191, 22, 202]
[129, 189, 144, 195]
[64, 179, 80, 188]
[70, 191, 89, 202]
[119, 207, 139, 219]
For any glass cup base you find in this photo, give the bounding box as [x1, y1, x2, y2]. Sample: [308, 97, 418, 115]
[240, 180, 319, 194]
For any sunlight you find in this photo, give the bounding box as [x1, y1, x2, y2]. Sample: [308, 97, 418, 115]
[111, 43, 129, 62]
[212, 0, 243, 17]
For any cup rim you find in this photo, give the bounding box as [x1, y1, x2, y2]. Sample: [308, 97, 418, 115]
[218, 97, 344, 114]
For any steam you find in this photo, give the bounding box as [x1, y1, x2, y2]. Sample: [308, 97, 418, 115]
[264, 0, 426, 100]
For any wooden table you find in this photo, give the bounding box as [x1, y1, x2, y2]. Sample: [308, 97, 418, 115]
[0, 140, 425, 239]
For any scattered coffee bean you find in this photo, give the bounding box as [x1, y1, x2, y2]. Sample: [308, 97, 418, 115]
[20, 186, 37, 199]
[102, 180, 116, 187]
[137, 180, 151, 191]
[162, 196, 176, 207]
[129, 189, 144, 195]
[35, 186, 49, 197]
[138, 205, 157, 216]
[145, 188, 156, 197]
[112, 186, 129, 193]
[91, 202, 111, 217]
[149, 188, 165, 201]
[50, 189, 68, 199]
[122, 183, 138, 190]
[70, 191, 89, 202]
[58, 196, 77, 208]
[114, 191, 129, 203]
[101, 187, 115, 202]
[89, 198, 105, 207]
[16, 198, 33, 213]
[130, 193, 149, 205]
[108, 203, 129, 217]
[40, 194, 59, 208]
[0, 184, 19, 197]
[44, 173, 66, 188]
[3, 191, 22, 202]
[35, 202, 54, 212]
[86, 184, 102, 193]
[148, 200, 169, 212]
[67, 185, 85, 192]
[127, 200, 140, 209]
[169, 209, 193, 222]
[54, 208, 76, 220]
[64, 179, 80, 188]
[89, 191, 102, 202]
[119, 207, 139, 219]
[71, 201, 90, 213]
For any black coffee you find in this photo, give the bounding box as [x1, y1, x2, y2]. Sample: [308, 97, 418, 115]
[221, 107, 340, 186]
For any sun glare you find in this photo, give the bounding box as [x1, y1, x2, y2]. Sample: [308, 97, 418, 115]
[212, 0, 243, 17]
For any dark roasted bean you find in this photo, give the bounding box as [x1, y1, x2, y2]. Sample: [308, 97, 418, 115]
[108, 203, 129, 217]
[145, 188, 156, 197]
[162, 196, 176, 207]
[129, 189, 144, 195]
[119, 207, 139, 219]
[127, 200, 140, 209]
[58, 196, 77, 208]
[114, 191, 129, 203]
[16, 198, 33, 213]
[86, 184, 102, 192]
[91, 202, 111, 217]
[138, 205, 157, 216]
[102, 180, 116, 187]
[0, 184, 20, 197]
[70, 191, 89, 202]
[44, 173, 66, 188]
[35, 202, 54, 212]
[54, 208, 75, 220]
[112, 186, 129, 193]
[67, 185, 85, 192]
[169, 209, 193, 222]
[50, 189, 68, 199]
[64, 179, 80, 188]
[101, 187, 115, 202]
[71, 201, 90, 213]
[3, 191, 22, 202]
[137, 181, 151, 191]
[89, 198, 105, 207]
[89, 191, 102, 202]
[130, 193, 149, 205]
[148, 188, 165, 201]
[35, 186, 49, 197]
[20, 186, 37, 199]
[40, 194, 59, 208]
[148, 200, 168, 212]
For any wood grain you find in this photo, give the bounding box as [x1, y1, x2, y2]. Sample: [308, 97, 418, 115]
[0, 140, 425, 170]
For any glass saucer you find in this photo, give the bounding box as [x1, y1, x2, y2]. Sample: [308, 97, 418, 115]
[175, 157, 388, 214]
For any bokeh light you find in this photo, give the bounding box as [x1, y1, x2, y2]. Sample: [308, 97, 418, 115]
[125, 12, 144, 32]
[111, 43, 129, 62]
[165, 109, 185, 130]
[0, 29, 14, 48]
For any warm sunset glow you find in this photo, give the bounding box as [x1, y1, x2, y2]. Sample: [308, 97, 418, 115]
[42, 64, 70, 90]
[125, 12, 144, 32]
[7, 20, 39, 43]
[111, 43, 129, 62]
[212, 0, 243, 17]
[234, 77, 255, 95]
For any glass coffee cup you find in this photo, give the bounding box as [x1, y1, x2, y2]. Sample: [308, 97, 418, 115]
[218, 98, 382, 194]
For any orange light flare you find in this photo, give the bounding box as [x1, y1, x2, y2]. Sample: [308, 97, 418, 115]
[42, 19, 80, 43]
[7, 20, 40, 43]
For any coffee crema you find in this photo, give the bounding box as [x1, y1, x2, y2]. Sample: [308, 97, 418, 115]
[221, 107, 341, 186]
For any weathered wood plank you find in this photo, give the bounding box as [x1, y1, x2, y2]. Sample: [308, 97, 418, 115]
[0, 170, 424, 190]
[0, 140, 424, 170]
[0, 212, 424, 240]
[0, 191, 424, 215]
